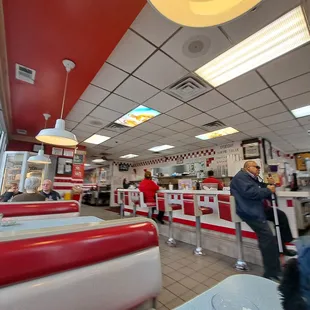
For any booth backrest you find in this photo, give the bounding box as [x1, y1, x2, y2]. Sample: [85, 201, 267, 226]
[0, 200, 80, 220]
[0, 218, 161, 310]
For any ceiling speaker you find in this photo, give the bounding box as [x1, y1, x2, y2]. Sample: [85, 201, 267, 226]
[182, 35, 211, 58]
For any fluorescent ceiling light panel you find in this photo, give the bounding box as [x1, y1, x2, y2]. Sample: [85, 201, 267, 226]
[84, 134, 110, 145]
[195, 6, 310, 87]
[115, 105, 160, 127]
[120, 154, 139, 159]
[148, 145, 175, 152]
[292, 105, 310, 118]
[196, 127, 238, 140]
[92, 158, 106, 163]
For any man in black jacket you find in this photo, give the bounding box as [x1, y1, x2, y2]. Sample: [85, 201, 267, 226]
[40, 179, 61, 200]
[231, 161, 281, 280]
[1, 183, 22, 202]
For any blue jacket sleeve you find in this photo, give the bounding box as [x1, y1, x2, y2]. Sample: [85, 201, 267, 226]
[232, 177, 272, 200]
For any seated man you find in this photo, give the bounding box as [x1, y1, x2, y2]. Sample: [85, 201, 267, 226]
[139, 171, 164, 224]
[1, 182, 22, 202]
[230, 161, 280, 280]
[12, 177, 46, 202]
[40, 179, 61, 200]
[202, 170, 223, 190]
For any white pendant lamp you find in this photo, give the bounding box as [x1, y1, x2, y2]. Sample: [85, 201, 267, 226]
[28, 114, 51, 164]
[36, 59, 78, 146]
[147, 0, 261, 28]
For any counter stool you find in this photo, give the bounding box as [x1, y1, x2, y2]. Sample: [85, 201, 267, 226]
[182, 193, 213, 255]
[129, 191, 142, 217]
[156, 192, 182, 247]
[117, 190, 129, 218]
[218, 194, 248, 271]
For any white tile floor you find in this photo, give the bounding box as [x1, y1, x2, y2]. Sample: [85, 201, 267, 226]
[81, 205, 264, 310]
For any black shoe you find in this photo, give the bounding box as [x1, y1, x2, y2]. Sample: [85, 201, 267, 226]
[157, 219, 165, 224]
[283, 249, 297, 257]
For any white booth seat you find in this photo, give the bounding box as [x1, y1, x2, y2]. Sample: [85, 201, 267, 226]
[0, 200, 80, 220]
[0, 217, 162, 310]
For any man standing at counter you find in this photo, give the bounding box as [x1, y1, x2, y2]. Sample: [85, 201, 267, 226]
[230, 161, 281, 281]
[202, 170, 223, 190]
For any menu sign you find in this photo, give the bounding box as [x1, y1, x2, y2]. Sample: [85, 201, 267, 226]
[73, 154, 84, 164]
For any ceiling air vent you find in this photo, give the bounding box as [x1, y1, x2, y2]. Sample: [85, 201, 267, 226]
[16, 129, 27, 135]
[202, 120, 225, 132]
[165, 74, 211, 101]
[15, 64, 36, 84]
[105, 122, 129, 133]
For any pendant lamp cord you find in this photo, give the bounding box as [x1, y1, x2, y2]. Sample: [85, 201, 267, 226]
[60, 70, 69, 119]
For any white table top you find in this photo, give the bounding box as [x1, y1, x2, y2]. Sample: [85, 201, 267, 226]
[174, 275, 282, 310]
[0, 216, 103, 233]
[276, 191, 310, 198]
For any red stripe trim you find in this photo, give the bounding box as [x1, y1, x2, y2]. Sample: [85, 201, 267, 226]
[54, 178, 71, 182]
[124, 208, 257, 240]
[53, 186, 72, 190]
[0, 221, 158, 286]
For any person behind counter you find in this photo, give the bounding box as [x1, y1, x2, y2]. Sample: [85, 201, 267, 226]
[40, 179, 61, 200]
[1, 182, 22, 202]
[230, 161, 281, 281]
[123, 178, 130, 189]
[139, 171, 164, 224]
[202, 170, 223, 190]
[12, 177, 46, 202]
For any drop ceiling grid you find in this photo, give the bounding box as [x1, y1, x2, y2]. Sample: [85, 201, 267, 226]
[66, 1, 310, 158]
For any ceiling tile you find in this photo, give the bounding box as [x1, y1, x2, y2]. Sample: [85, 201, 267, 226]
[260, 112, 294, 125]
[217, 72, 267, 100]
[221, 0, 300, 43]
[114, 76, 159, 103]
[149, 114, 179, 126]
[131, 3, 180, 46]
[188, 90, 230, 112]
[268, 120, 300, 131]
[81, 116, 110, 128]
[166, 121, 194, 132]
[207, 137, 231, 145]
[114, 134, 136, 142]
[100, 93, 139, 113]
[125, 128, 147, 137]
[91, 63, 128, 91]
[89, 107, 122, 122]
[153, 127, 178, 136]
[221, 112, 255, 126]
[66, 110, 87, 122]
[69, 100, 96, 116]
[71, 129, 92, 139]
[96, 129, 119, 137]
[74, 123, 98, 134]
[107, 29, 156, 73]
[261, 132, 283, 142]
[275, 126, 304, 136]
[272, 73, 310, 99]
[100, 137, 126, 148]
[246, 127, 271, 136]
[250, 101, 287, 119]
[167, 133, 190, 141]
[298, 116, 310, 126]
[234, 88, 279, 110]
[185, 113, 215, 126]
[282, 132, 309, 142]
[142, 133, 164, 141]
[161, 26, 231, 71]
[133, 51, 188, 89]
[136, 121, 162, 132]
[80, 85, 109, 105]
[234, 120, 264, 131]
[65, 120, 78, 130]
[207, 102, 243, 119]
[283, 92, 310, 111]
[258, 45, 310, 86]
[184, 127, 207, 136]
[166, 104, 200, 120]
[144, 92, 183, 113]
[227, 132, 250, 141]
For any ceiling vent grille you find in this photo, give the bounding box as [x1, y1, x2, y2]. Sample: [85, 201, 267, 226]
[165, 74, 211, 101]
[105, 122, 129, 133]
[202, 120, 225, 132]
[15, 64, 36, 84]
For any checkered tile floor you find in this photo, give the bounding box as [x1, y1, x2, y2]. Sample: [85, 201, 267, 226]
[81, 205, 264, 310]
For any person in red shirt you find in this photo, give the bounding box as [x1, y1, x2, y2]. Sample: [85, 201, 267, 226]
[139, 171, 164, 224]
[202, 170, 223, 190]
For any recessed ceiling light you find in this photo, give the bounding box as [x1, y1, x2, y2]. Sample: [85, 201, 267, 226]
[115, 105, 160, 127]
[195, 6, 310, 87]
[196, 127, 238, 140]
[92, 158, 105, 163]
[84, 134, 111, 145]
[148, 145, 175, 152]
[291, 105, 310, 118]
[120, 154, 139, 159]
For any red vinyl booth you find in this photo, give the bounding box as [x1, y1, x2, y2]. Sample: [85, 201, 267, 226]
[0, 200, 80, 220]
[0, 217, 162, 310]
